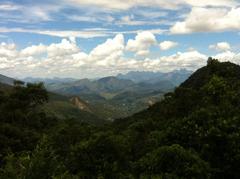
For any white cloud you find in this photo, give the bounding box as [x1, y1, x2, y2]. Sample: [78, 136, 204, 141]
[64, 0, 239, 11]
[117, 29, 167, 35]
[116, 15, 172, 26]
[170, 7, 240, 34]
[0, 27, 167, 39]
[47, 38, 79, 57]
[21, 44, 47, 56]
[1, 33, 240, 78]
[65, 0, 182, 10]
[0, 27, 110, 38]
[155, 50, 207, 71]
[214, 51, 236, 61]
[0, 3, 61, 23]
[0, 42, 18, 69]
[209, 42, 231, 52]
[89, 34, 125, 66]
[20, 38, 79, 57]
[0, 43, 17, 57]
[183, 0, 238, 7]
[159, 41, 178, 51]
[1, 0, 239, 28]
[212, 51, 240, 66]
[0, 4, 21, 11]
[126, 31, 156, 56]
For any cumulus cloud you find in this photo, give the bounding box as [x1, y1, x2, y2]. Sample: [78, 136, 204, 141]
[47, 38, 79, 57]
[126, 31, 156, 56]
[0, 33, 239, 78]
[20, 38, 79, 57]
[155, 50, 207, 71]
[170, 7, 240, 34]
[209, 42, 231, 52]
[0, 42, 18, 69]
[214, 51, 236, 61]
[159, 41, 178, 51]
[21, 44, 47, 56]
[0, 43, 17, 57]
[89, 34, 125, 66]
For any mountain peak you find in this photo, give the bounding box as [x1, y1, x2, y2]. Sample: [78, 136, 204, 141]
[181, 60, 240, 89]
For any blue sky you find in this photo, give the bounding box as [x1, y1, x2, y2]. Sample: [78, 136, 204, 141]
[0, 0, 240, 78]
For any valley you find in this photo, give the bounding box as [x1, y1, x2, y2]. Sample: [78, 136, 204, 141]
[1, 60, 240, 178]
[22, 70, 192, 120]
[1, 0, 239, 177]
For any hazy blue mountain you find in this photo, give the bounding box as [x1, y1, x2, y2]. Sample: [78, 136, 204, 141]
[47, 76, 174, 95]
[23, 77, 77, 84]
[0, 73, 105, 125]
[0, 74, 15, 85]
[19, 70, 191, 120]
[45, 76, 175, 119]
[117, 69, 192, 85]
[47, 76, 136, 96]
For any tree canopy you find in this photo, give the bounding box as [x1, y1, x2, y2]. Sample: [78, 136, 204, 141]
[1, 60, 240, 178]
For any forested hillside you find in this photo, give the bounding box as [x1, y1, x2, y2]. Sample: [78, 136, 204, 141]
[1, 59, 240, 178]
[46, 75, 175, 119]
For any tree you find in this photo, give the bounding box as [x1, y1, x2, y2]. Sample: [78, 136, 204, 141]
[136, 144, 211, 178]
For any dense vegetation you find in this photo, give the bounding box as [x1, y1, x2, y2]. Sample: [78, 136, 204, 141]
[1, 59, 240, 178]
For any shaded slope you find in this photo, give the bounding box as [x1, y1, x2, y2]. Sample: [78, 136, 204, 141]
[43, 92, 106, 125]
[113, 60, 240, 178]
[0, 74, 15, 86]
[181, 61, 240, 89]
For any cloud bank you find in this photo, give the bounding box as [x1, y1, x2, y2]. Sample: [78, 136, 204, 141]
[0, 32, 239, 78]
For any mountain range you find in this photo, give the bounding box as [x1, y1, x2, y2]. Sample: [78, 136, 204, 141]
[117, 69, 192, 85]
[1, 59, 240, 178]
[31, 70, 191, 119]
[0, 74, 15, 86]
[0, 70, 192, 121]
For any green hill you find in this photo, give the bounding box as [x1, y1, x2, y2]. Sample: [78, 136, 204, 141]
[43, 92, 105, 125]
[47, 76, 173, 119]
[113, 59, 240, 178]
[0, 76, 105, 125]
[2, 59, 240, 178]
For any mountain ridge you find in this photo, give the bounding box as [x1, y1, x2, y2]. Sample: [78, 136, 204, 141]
[0, 74, 15, 86]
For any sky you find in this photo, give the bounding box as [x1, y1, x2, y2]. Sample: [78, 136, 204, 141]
[0, 0, 240, 78]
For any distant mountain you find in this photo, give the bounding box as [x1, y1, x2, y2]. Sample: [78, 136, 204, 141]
[0, 73, 105, 125]
[23, 77, 77, 84]
[47, 76, 174, 96]
[0, 74, 15, 85]
[46, 76, 175, 119]
[19, 70, 191, 120]
[47, 76, 136, 95]
[117, 69, 192, 85]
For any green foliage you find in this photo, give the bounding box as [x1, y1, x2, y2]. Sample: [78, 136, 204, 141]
[0, 82, 55, 164]
[136, 144, 210, 178]
[1, 60, 240, 178]
[0, 136, 67, 179]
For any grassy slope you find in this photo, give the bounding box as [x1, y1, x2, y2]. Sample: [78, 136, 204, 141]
[43, 92, 107, 125]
